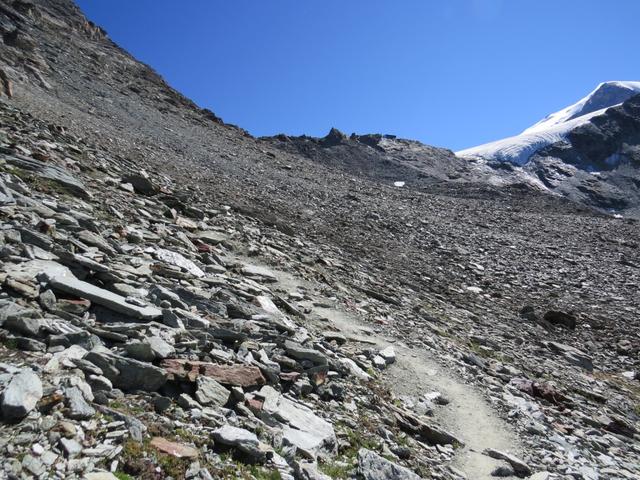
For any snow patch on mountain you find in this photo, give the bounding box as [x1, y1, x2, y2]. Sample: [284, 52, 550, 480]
[457, 81, 640, 166]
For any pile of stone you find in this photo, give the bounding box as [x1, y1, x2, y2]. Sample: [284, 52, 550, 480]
[0, 101, 470, 479]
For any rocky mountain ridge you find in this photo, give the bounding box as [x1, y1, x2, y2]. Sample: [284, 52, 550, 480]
[0, 1, 638, 480]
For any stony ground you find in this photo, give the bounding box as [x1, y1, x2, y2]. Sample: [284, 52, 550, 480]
[0, 1, 638, 480]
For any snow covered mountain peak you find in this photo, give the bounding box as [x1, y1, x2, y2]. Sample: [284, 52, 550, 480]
[457, 81, 640, 165]
[523, 81, 640, 135]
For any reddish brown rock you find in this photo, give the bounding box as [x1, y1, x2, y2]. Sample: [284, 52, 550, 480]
[510, 378, 569, 407]
[161, 359, 266, 387]
[246, 396, 264, 414]
[150, 437, 199, 458]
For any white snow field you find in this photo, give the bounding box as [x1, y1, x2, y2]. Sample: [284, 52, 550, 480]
[457, 81, 640, 165]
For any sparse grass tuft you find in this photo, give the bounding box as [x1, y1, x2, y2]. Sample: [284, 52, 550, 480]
[114, 472, 135, 480]
[1, 337, 18, 350]
[319, 460, 354, 479]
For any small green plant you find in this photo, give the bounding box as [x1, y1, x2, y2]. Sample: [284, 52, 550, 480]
[120, 438, 147, 462]
[108, 400, 146, 415]
[210, 458, 279, 479]
[468, 340, 496, 359]
[157, 453, 191, 479]
[340, 426, 380, 459]
[248, 465, 282, 480]
[319, 460, 353, 479]
[1, 337, 18, 350]
[114, 472, 135, 480]
[174, 427, 199, 443]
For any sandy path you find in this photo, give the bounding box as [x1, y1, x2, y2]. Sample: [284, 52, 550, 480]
[250, 261, 523, 479]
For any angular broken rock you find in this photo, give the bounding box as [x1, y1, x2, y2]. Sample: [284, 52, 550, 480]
[0, 177, 15, 205]
[85, 350, 167, 391]
[545, 341, 593, 371]
[338, 358, 371, 381]
[45, 268, 161, 321]
[155, 248, 205, 278]
[122, 172, 158, 196]
[378, 346, 396, 365]
[195, 376, 230, 407]
[44, 344, 88, 373]
[4, 153, 91, 199]
[161, 359, 266, 387]
[193, 230, 227, 245]
[212, 425, 272, 463]
[125, 341, 155, 362]
[483, 448, 531, 477]
[147, 336, 175, 359]
[125, 336, 174, 362]
[294, 461, 333, 480]
[258, 385, 336, 456]
[77, 230, 117, 256]
[391, 405, 463, 446]
[64, 386, 95, 420]
[357, 448, 422, 480]
[150, 437, 198, 458]
[284, 340, 328, 365]
[3, 315, 46, 338]
[1, 369, 43, 419]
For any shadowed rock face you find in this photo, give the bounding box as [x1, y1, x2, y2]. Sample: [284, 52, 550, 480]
[526, 95, 640, 213]
[537, 94, 640, 170]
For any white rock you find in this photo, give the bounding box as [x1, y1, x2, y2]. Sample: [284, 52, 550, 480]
[44, 344, 88, 373]
[258, 385, 336, 456]
[378, 346, 396, 365]
[1, 369, 43, 419]
[155, 248, 205, 278]
[339, 358, 371, 381]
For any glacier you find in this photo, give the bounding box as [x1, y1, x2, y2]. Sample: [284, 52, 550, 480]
[457, 81, 640, 166]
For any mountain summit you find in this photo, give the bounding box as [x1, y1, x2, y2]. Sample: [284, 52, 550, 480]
[457, 81, 640, 166]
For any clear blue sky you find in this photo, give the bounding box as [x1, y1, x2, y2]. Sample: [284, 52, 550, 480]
[76, 0, 639, 150]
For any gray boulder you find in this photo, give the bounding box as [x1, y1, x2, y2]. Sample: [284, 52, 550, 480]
[212, 425, 272, 463]
[258, 385, 336, 456]
[64, 386, 96, 420]
[84, 350, 167, 392]
[148, 336, 175, 359]
[357, 448, 422, 480]
[125, 341, 155, 362]
[1, 369, 43, 419]
[195, 376, 230, 407]
[284, 340, 328, 365]
[483, 448, 531, 477]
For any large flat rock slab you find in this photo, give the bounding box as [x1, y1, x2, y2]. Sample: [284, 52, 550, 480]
[3, 153, 91, 199]
[85, 350, 167, 392]
[48, 271, 162, 321]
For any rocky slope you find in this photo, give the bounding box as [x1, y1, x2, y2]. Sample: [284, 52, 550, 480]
[0, 1, 638, 480]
